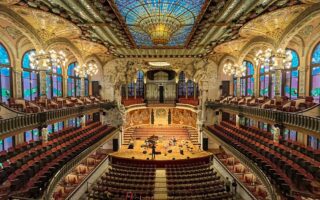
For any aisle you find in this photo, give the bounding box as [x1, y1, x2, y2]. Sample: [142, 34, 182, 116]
[154, 169, 168, 200]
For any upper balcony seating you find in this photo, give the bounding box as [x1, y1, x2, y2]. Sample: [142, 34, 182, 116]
[0, 122, 115, 199]
[6, 96, 104, 113]
[207, 122, 320, 199]
[247, 96, 269, 107]
[166, 162, 232, 200]
[87, 162, 156, 200]
[178, 97, 199, 106]
[121, 97, 144, 106]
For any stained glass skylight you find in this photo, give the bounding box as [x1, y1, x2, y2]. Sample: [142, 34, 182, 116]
[113, 0, 208, 47]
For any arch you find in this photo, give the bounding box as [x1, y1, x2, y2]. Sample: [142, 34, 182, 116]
[278, 4, 320, 49]
[0, 42, 12, 103]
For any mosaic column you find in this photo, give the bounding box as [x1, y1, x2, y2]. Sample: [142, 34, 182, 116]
[13, 68, 22, 98]
[81, 77, 85, 97]
[236, 77, 240, 97]
[42, 127, 48, 143]
[274, 55, 285, 97]
[254, 66, 260, 97]
[63, 75, 68, 97]
[272, 125, 280, 144]
[299, 66, 306, 97]
[236, 115, 240, 128]
[39, 71, 47, 97]
[81, 115, 86, 127]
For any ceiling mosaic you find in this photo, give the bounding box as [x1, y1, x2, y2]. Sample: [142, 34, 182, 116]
[0, 0, 314, 58]
[110, 0, 209, 48]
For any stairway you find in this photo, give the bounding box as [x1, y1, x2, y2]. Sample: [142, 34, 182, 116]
[187, 127, 199, 145]
[154, 169, 168, 200]
[123, 127, 135, 145]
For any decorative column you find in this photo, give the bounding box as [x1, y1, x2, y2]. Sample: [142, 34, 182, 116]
[41, 127, 48, 144]
[236, 77, 241, 97]
[81, 115, 86, 127]
[39, 71, 47, 97]
[198, 80, 209, 149]
[80, 78, 85, 97]
[12, 67, 22, 98]
[63, 75, 68, 97]
[272, 125, 280, 144]
[236, 115, 240, 128]
[254, 65, 260, 97]
[299, 66, 306, 97]
[273, 54, 285, 97]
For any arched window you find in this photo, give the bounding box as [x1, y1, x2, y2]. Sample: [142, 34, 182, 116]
[136, 70, 144, 98]
[22, 50, 39, 101]
[84, 76, 89, 96]
[178, 71, 186, 97]
[46, 65, 63, 99]
[311, 43, 320, 103]
[128, 82, 134, 97]
[283, 49, 299, 99]
[0, 43, 11, 103]
[240, 61, 254, 96]
[67, 62, 81, 97]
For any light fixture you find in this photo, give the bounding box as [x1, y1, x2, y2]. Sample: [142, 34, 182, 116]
[140, 16, 181, 45]
[223, 62, 246, 77]
[29, 50, 67, 71]
[74, 61, 99, 78]
[254, 48, 292, 71]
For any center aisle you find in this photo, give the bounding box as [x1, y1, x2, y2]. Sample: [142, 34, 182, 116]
[154, 169, 168, 200]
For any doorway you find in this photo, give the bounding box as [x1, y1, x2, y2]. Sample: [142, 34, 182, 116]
[159, 86, 164, 103]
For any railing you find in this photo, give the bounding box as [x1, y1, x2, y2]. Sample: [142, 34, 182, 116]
[0, 102, 116, 136]
[212, 156, 257, 200]
[206, 101, 320, 133]
[204, 128, 278, 200]
[44, 128, 118, 200]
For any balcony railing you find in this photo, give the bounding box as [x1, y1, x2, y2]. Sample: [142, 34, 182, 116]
[0, 102, 116, 136]
[206, 102, 320, 133]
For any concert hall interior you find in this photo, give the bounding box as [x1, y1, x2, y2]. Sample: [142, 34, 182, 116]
[0, 0, 320, 200]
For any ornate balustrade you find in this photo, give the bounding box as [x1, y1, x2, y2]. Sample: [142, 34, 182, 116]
[206, 101, 320, 133]
[0, 102, 116, 136]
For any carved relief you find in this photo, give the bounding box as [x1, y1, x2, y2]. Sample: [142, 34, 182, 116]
[125, 109, 150, 127]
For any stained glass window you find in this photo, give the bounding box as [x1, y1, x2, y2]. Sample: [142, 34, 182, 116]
[136, 70, 144, 98]
[240, 61, 254, 96]
[22, 50, 39, 101]
[259, 64, 275, 97]
[283, 129, 298, 141]
[233, 78, 237, 96]
[47, 65, 63, 98]
[311, 43, 320, 103]
[85, 78, 89, 96]
[113, 0, 208, 47]
[24, 129, 39, 142]
[0, 43, 11, 103]
[178, 71, 186, 97]
[128, 82, 134, 97]
[67, 62, 81, 97]
[307, 135, 320, 150]
[283, 49, 299, 99]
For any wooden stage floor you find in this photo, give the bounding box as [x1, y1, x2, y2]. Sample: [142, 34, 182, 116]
[111, 139, 211, 161]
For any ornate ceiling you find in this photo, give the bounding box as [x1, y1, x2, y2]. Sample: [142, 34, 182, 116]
[0, 0, 316, 58]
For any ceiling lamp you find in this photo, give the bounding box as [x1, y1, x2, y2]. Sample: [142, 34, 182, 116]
[254, 48, 292, 70]
[223, 62, 246, 77]
[139, 16, 181, 45]
[29, 50, 67, 71]
[74, 61, 99, 78]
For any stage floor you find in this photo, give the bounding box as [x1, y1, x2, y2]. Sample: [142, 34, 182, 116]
[111, 139, 211, 161]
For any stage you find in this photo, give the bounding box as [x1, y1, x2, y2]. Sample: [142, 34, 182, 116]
[111, 139, 212, 161]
